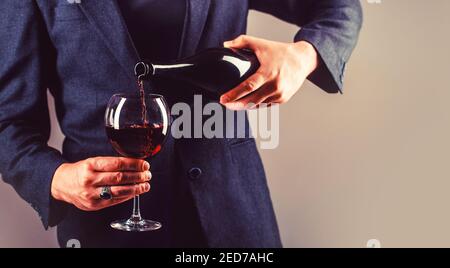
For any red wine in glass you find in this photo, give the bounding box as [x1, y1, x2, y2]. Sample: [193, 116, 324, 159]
[106, 123, 165, 159]
[105, 93, 170, 232]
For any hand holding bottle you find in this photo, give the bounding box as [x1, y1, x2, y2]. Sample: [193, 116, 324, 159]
[220, 35, 319, 110]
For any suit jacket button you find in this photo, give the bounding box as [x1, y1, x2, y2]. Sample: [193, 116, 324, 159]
[188, 167, 202, 180]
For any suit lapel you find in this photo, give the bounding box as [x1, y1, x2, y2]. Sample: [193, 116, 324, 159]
[179, 0, 211, 57]
[79, 0, 140, 79]
[79, 0, 211, 79]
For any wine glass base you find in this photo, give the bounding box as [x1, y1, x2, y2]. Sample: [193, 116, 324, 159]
[110, 218, 162, 232]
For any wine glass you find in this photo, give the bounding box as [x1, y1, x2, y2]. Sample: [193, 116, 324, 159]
[104, 93, 170, 232]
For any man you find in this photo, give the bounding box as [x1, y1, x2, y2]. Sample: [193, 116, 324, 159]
[0, 0, 362, 247]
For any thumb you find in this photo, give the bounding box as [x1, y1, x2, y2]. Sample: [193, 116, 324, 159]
[224, 35, 259, 49]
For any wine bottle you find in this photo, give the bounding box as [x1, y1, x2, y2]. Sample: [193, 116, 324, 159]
[134, 48, 260, 98]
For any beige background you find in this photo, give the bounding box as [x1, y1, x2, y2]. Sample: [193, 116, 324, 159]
[1, 0, 450, 247]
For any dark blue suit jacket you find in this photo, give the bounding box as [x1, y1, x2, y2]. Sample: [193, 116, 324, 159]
[0, 0, 362, 247]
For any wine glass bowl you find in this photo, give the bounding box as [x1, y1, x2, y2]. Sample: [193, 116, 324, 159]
[104, 93, 170, 232]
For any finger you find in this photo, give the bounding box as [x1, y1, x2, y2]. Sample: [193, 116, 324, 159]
[92, 171, 152, 186]
[90, 157, 150, 172]
[87, 196, 134, 211]
[110, 182, 150, 198]
[254, 100, 277, 110]
[262, 96, 279, 105]
[95, 182, 151, 200]
[248, 94, 280, 110]
[220, 72, 266, 104]
[105, 196, 134, 207]
[224, 35, 264, 50]
[263, 94, 284, 105]
[223, 85, 273, 111]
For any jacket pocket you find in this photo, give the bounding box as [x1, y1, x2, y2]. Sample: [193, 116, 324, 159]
[227, 138, 258, 164]
[227, 137, 256, 148]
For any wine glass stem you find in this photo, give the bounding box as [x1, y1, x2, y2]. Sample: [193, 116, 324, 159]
[131, 195, 142, 221]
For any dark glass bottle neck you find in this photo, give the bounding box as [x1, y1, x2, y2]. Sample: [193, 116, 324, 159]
[134, 61, 154, 80]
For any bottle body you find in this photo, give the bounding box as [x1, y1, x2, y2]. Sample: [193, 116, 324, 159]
[135, 48, 260, 99]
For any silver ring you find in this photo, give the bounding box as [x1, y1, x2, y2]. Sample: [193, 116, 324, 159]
[99, 186, 112, 200]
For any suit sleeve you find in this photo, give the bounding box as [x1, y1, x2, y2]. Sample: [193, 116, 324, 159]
[249, 0, 363, 93]
[0, 1, 68, 229]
